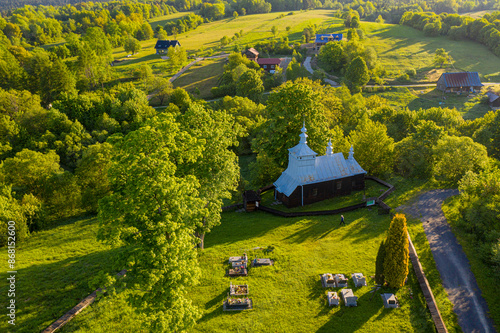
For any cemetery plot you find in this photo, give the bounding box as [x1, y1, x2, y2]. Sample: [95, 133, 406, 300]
[223, 297, 253, 311]
[327, 291, 339, 306]
[334, 274, 349, 288]
[227, 266, 248, 277]
[340, 289, 358, 307]
[351, 273, 367, 287]
[227, 254, 249, 276]
[321, 273, 336, 288]
[251, 258, 273, 267]
[381, 293, 400, 308]
[229, 282, 249, 296]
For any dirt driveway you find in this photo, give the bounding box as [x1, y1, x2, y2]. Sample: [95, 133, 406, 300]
[399, 189, 496, 333]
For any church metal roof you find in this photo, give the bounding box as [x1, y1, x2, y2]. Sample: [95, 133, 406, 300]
[274, 126, 366, 197]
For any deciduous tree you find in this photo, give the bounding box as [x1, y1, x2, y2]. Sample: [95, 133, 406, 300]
[98, 113, 205, 331]
[344, 56, 370, 93]
[349, 117, 394, 176]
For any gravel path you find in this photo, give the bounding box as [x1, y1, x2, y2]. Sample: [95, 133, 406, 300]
[400, 189, 496, 333]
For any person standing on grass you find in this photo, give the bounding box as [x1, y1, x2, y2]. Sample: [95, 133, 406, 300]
[340, 215, 345, 226]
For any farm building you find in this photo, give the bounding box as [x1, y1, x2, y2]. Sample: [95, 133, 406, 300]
[154, 40, 180, 54]
[257, 58, 282, 73]
[436, 72, 483, 93]
[273, 124, 366, 208]
[314, 33, 343, 50]
[242, 48, 259, 61]
[486, 91, 500, 109]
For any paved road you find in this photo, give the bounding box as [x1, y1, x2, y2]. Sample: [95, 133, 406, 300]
[400, 190, 496, 333]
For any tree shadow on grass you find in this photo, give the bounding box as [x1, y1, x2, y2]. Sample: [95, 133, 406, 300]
[0, 247, 125, 333]
[282, 219, 337, 244]
[316, 290, 382, 332]
[205, 211, 298, 249]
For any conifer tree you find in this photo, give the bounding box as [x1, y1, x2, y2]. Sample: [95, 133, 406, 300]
[383, 213, 410, 288]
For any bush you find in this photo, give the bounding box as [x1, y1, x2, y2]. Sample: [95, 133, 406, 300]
[406, 68, 416, 77]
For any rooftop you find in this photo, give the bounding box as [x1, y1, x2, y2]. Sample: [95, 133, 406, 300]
[154, 40, 180, 49]
[257, 58, 282, 65]
[440, 72, 483, 88]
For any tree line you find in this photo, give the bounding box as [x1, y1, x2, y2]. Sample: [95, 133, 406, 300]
[400, 10, 500, 56]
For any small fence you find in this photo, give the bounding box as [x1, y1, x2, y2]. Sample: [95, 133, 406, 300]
[407, 233, 448, 333]
[254, 175, 395, 218]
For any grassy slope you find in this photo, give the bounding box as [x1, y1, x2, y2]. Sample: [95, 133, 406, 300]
[109, 10, 341, 84]
[365, 87, 490, 120]
[0, 215, 124, 333]
[362, 22, 500, 82]
[57, 177, 459, 332]
[442, 197, 500, 328]
[173, 57, 226, 99]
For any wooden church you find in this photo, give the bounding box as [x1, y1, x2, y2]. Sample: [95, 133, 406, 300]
[273, 124, 366, 208]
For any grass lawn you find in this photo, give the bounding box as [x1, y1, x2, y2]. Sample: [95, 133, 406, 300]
[2, 177, 455, 333]
[173, 57, 226, 99]
[0, 215, 125, 333]
[460, 10, 498, 19]
[361, 22, 500, 82]
[442, 197, 500, 328]
[365, 87, 491, 120]
[148, 11, 194, 30]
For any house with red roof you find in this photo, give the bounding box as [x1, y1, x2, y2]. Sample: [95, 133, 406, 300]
[257, 58, 282, 73]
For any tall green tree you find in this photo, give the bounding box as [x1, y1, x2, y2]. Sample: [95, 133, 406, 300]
[344, 56, 370, 93]
[98, 113, 205, 331]
[124, 37, 141, 54]
[394, 120, 445, 178]
[383, 213, 409, 288]
[236, 68, 264, 103]
[318, 41, 345, 72]
[252, 79, 329, 185]
[432, 135, 489, 184]
[177, 104, 240, 249]
[349, 118, 394, 176]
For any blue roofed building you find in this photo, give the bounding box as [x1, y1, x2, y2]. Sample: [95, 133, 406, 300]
[314, 33, 342, 51]
[273, 123, 366, 207]
[154, 40, 181, 54]
[436, 72, 483, 93]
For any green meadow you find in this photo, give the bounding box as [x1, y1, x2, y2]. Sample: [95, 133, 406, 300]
[365, 87, 492, 120]
[0, 177, 461, 332]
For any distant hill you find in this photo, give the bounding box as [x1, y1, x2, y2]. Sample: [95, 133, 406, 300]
[0, 0, 109, 11]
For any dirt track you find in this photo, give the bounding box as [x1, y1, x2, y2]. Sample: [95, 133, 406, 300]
[400, 189, 496, 333]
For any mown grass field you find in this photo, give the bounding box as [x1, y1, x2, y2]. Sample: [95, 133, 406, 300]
[365, 87, 491, 120]
[361, 22, 500, 82]
[0, 174, 461, 332]
[0, 215, 125, 333]
[173, 57, 226, 99]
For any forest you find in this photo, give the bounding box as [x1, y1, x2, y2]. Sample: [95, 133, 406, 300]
[0, 0, 500, 331]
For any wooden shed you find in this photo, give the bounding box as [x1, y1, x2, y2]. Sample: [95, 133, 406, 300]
[242, 48, 259, 61]
[486, 91, 500, 108]
[273, 123, 366, 208]
[243, 190, 261, 212]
